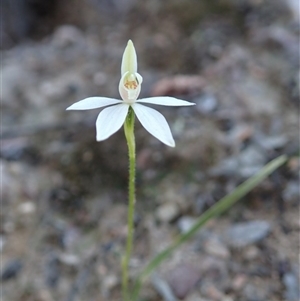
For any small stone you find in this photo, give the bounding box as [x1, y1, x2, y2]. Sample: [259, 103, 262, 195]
[228, 124, 253, 143]
[101, 274, 119, 296]
[0, 235, 6, 252]
[103, 274, 118, 291]
[167, 263, 201, 299]
[238, 146, 266, 177]
[156, 203, 180, 223]
[52, 25, 83, 48]
[286, 0, 300, 21]
[184, 292, 212, 301]
[239, 146, 265, 166]
[204, 237, 230, 259]
[243, 246, 260, 260]
[209, 157, 239, 177]
[177, 216, 197, 234]
[1, 259, 23, 281]
[59, 253, 80, 266]
[283, 272, 300, 301]
[151, 274, 178, 301]
[283, 181, 299, 202]
[196, 93, 218, 114]
[0, 137, 30, 161]
[231, 274, 248, 291]
[17, 201, 36, 214]
[201, 283, 225, 301]
[257, 135, 288, 150]
[243, 284, 268, 301]
[287, 157, 300, 173]
[194, 195, 208, 214]
[44, 253, 60, 288]
[225, 220, 271, 247]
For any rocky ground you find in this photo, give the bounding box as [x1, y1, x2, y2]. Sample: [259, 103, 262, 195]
[1, 1, 299, 301]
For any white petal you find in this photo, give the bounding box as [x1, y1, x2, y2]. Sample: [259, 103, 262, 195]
[137, 96, 195, 107]
[121, 40, 137, 76]
[132, 103, 175, 147]
[96, 104, 129, 141]
[66, 97, 122, 110]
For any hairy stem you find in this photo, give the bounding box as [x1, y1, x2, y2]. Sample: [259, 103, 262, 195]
[122, 107, 136, 301]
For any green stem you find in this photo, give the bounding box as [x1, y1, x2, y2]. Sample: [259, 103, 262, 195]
[122, 107, 136, 301]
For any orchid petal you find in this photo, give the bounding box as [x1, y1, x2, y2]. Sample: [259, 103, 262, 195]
[137, 96, 195, 107]
[132, 103, 175, 147]
[66, 97, 122, 110]
[121, 40, 137, 76]
[96, 103, 129, 141]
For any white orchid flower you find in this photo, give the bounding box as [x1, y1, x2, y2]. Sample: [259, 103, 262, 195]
[67, 40, 195, 147]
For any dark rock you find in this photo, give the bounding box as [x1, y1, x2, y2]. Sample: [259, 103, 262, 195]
[44, 252, 61, 288]
[1, 259, 23, 281]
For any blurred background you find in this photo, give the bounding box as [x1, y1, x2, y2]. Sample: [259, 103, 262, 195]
[1, 0, 299, 300]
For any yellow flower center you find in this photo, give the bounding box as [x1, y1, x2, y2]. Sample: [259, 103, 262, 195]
[124, 74, 138, 90]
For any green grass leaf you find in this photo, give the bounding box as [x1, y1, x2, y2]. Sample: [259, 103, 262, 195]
[132, 155, 287, 300]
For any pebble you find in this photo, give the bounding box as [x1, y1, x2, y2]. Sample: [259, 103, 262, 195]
[156, 202, 180, 223]
[151, 273, 178, 301]
[195, 93, 218, 114]
[52, 25, 83, 48]
[231, 274, 248, 291]
[59, 253, 80, 266]
[209, 157, 239, 177]
[225, 220, 271, 247]
[228, 124, 253, 144]
[1, 259, 23, 281]
[177, 216, 197, 234]
[256, 135, 288, 150]
[200, 283, 225, 301]
[210, 144, 266, 178]
[283, 181, 299, 202]
[237, 76, 280, 116]
[0, 137, 30, 160]
[194, 195, 208, 214]
[44, 253, 60, 288]
[102, 274, 118, 291]
[243, 284, 268, 301]
[283, 272, 300, 301]
[184, 293, 212, 301]
[238, 146, 266, 177]
[204, 237, 230, 259]
[17, 201, 36, 214]
[0, 235, 6, 252]
[243, 246, 260, 260]
[167, 263, 201, 299]
[286, 0, 300, 21]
